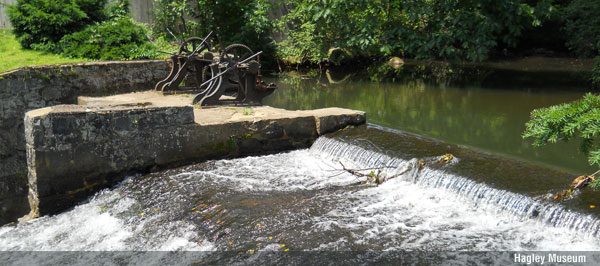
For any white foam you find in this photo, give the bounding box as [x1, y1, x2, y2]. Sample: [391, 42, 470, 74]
[0, 192, 134, 251]
[3, 139, 600, 252]
[185, 150, 357, 192]
[0, 187, 214, 252]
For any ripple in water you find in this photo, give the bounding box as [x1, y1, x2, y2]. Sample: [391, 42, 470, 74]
[1, 136, 599, 261]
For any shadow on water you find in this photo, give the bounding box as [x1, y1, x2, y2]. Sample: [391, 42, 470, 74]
[264, 58, 596, 174]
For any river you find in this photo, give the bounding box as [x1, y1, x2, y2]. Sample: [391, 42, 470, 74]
[264, 57, 595, 174]
[1, 58, 599, 264]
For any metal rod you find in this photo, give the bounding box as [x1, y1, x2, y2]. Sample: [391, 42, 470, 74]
[157, 50, 176, 55]
[186, 31, 213, 59]
[158, 30, 212, 58]
[198, 51, 263, 88]
[167, 31, 214, 87]
[166, 28, 181, 43]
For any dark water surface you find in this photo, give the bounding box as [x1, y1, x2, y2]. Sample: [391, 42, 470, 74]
[264, 59, 594, 174]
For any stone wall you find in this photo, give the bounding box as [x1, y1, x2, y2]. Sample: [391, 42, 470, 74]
[0, 60, 170, 224]
[23, 105, 365, 218]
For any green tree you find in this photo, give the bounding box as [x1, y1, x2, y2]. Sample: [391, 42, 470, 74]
[152, 0, 272, 52]
[594, 51, 600, 88]
[8, 0, 159, 60]
[523, 93, 600, 173]
[59, 16, 158, 60]
[275, 0, 538, 65]
[7, 0, 107, 50]
[562, 0, 600, 58]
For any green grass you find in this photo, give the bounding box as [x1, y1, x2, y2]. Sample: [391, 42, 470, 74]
[0, 29, 90, 72]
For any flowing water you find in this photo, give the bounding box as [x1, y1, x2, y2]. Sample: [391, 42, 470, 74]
[264, 58, 594, 174]
[1, 59, 599, 264]
[2, 127, 600, 264]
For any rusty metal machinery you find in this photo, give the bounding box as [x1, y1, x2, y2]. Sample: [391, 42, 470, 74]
[155, 32, 276, 106]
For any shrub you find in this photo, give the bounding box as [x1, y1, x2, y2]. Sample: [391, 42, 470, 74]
[563, 0, 600, 58]
[151, 0, 274, 56]
[7, 0, 107, 50]
[59, 16, 158, 60]
[275, 0, 535, 64]
[107, 0, 130, 19]
[593, 42, 600, 88]
[76, 0, 108, 22]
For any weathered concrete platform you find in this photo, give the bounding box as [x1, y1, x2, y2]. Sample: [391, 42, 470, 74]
[0, 60, 170, 225]
[22, 91, 366, 220]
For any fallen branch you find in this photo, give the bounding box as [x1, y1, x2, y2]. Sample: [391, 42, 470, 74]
[338, 161, 408, 185]
[339, 162, 371, 178]
[554, 169, 600, 200]
[335, 153, 456, 185]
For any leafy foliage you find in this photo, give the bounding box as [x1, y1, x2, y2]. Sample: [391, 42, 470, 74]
[76, 0, 108, 22]
[523, 93, 600, 166]
[108, 0, 131, 19]
[594, 42, 600, 88]
[274, 0, 537, 65]
[151, 0, 273, 53]
[594, 62, 600, 88]
[7, 0, 160, 61]
[148, 0, 600, 65]
[59, 16, 158, 60]
[562, 0, 600, 58]
[151, 0, 198, 39]
[590, 179, 600, 189]
[7, 0, 107, 49]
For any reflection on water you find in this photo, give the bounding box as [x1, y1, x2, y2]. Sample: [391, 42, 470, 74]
[264, 61, 594, 174]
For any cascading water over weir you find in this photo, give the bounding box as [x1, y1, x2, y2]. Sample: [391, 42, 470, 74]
[1, 125, 600, 264]
[310, 136, 600, 237]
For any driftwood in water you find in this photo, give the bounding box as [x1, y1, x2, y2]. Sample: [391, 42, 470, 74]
[338, 153, 456, 185]
[571, 175, 596, 189]
[339, 162, 391, 185]
[554, 170, 599, 200]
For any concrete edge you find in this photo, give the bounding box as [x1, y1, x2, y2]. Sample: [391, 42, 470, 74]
[21, 104, 367, 221]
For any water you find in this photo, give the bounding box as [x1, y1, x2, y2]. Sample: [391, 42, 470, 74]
[2, 59, 599, 264]
[2, 128, 600, 264]
[264, 59, 595, 174]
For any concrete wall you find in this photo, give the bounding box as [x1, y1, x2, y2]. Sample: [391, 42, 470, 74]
[130, 0, 153, 25]
[23, 104, 365, 219]
[0, 60, 169, 225]
[24, 105, 195, 218]
[0, 0, 15, 29]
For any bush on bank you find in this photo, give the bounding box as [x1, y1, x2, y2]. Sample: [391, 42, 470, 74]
[151, 0, 600, 65]
[6, 0, 600, 66]
[151, 0, 274, 63]
[7, 0, 107, 50]
[59, 16, 158, 60]
[7, 0, 158, 60]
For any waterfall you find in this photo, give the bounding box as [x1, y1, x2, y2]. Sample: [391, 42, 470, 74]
[310, 136, 600, 237]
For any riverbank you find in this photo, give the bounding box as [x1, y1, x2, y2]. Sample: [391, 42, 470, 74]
[0, 30, 90, 72]
[274, 56, 597, 91]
